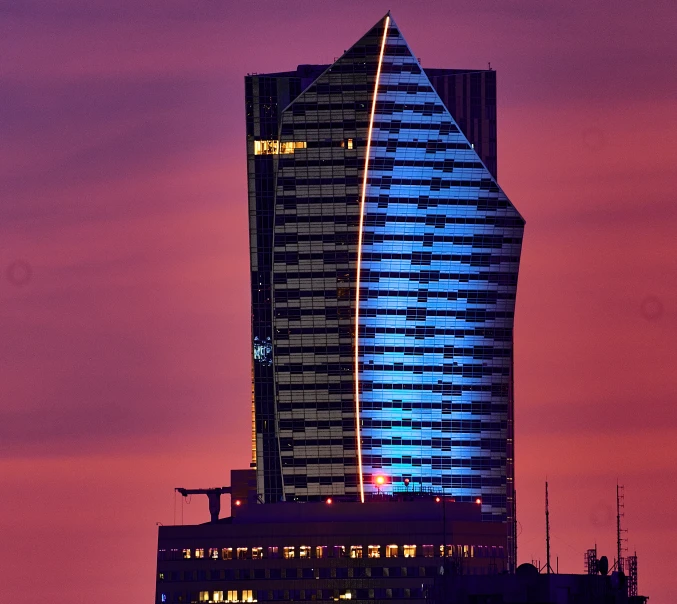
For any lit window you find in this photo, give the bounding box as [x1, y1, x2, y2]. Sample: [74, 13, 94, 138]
[182, 548, 191, 559]
[268, 546, 279, 558]
[422, 545, 434, 558]
[227, 590, 238, 602]
[252, 547, 263, 559]
[339, 591, 352, 600]
[349, 545, 362, 559]
[385, 544, 398, 558]
[347, 138, 354, 149]
[158, 572, 165, 581]
[439, 545, 453, 557]
[333, 545, 346, 558]
[209, 547, 219, 560]
[199, 592, 210, 602]
[283, 546, 295, 559]
[315, 546, 327, 559]
[242, 590, 254, 602]
[221, 547, 233, 560]
[463, 545, 470, 558]
[254, 140, 307, 155]
[214, 592, 225, 603]
[403, 545, 416, 558]
[368, 545, 380, 558]
[300, 545, 311, 558]
[237, 547, 248, 560]
[195, 548, 205, 559]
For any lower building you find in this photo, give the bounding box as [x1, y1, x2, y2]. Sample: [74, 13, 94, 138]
[156, 496, 507, 604]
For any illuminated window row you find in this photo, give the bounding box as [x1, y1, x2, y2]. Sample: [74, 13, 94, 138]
[163, 543, 504, 561]
[198, 589, 254, 603]
[254, 140, 307, 155]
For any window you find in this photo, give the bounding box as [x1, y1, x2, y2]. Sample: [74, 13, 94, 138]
[242, 590, 254, 603]
[222, 547, 233, 560]
[385, 545, 398, 558]
[227, 590, 238, 602]
[368, 545, 381, 558]
[283, 546, 295, 559]
[195, 548, 205, 559]
[349, 545, 362, 559]
[237, 547, 248, 560]
[463, 545, 470, 558]
[252, 547, 263, 560]
[315, 546, 327, 559]
[209, 548, 219, 560]
[199, 592, 210, 603]
[300, 545, 311, 558]
[214, 592, 225, 603]
[403, 545, 416, 558]
[268, 546, 279, 559]
[333, 545, 346, 558]
[183, 548, 191, 559]
[254, 140, 307, 155]
[422, 545, 434, 558]
[440, 545, 453, 557]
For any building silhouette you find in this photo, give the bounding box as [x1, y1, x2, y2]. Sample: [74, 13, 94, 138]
[246, 12, 523, 539]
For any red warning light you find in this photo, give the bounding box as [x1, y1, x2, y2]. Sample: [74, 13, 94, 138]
[435, 496, 441, 503]
[475, 498, 481, 505]
[375, 475, 385, 485]
[326, 498, 333, 505]
[235, 499, 242, 506]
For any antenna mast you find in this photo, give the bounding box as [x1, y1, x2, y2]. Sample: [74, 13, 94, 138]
[545, 480, 553, 574]
[616, 483, 627, 572]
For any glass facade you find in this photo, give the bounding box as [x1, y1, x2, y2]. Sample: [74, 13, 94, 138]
[245, 14, 523, 532]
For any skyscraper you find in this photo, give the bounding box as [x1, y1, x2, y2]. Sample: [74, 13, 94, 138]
[246, 12, 523, 541]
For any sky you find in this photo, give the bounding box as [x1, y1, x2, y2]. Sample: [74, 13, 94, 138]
[1, 0, 676, 601]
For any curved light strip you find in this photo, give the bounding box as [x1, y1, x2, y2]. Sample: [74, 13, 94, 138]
[355, 14, 390, 504]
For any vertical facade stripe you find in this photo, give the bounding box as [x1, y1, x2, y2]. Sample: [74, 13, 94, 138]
[355, 14, 390, 504]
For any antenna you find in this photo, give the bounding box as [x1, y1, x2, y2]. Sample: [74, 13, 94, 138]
[542, 480, 553, 574]
[616, 483, 628, 572]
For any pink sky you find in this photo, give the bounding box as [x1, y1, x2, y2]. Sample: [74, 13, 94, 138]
[1, 1, 676, 601]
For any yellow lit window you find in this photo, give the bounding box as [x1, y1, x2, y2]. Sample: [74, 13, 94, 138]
[349, 545, 362, 559]
[213, 592, 225, 603]
[268, 546, 279, 558]
[334, 545, 346, 557]
[403, 544, 416, 558]
[463, 545, 470, 558]
[368, 545, 380, 558]
[227, 590, 238, 602]
[422, 545, 434, 558]
[440, 544, 453, 557]
[209, 547, 219, 560]
[283, 546, 295, 559]
[339, 591, 352, 600]
[315, 545, 326, 559]
[221, 547, 233, 560]
[300, 545, 311, 558]
[242, 590, 254, 602]
[347, 138, 354, 149]
[252, 547, 263, 559]
[195, 548, 205, 559]
[237, 547, 248, 560]
[182, 548, 191, 559]
[199, 592, 210, 602]
[385, 544, 398, 558]
[254, 140, 306, 155]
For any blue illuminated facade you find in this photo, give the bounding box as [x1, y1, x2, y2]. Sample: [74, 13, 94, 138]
[246, 12, 523, 543]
